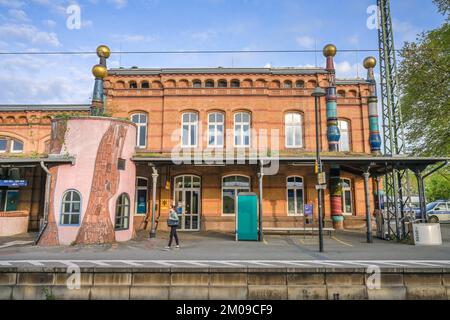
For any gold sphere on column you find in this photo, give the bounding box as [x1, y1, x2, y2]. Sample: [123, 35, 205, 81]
[96, 45, 111, 58]
[92, 64, 108, 78]
[363, 56, 377, 69]
[323, 44, 337, 57]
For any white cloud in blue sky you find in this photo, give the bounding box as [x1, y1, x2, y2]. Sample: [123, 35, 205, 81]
[0, 0, 445, 104]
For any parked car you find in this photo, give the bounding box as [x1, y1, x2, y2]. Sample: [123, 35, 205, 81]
[414, 200, 450, 223]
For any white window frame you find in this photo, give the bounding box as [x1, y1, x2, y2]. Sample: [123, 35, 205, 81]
[0, 137, 24, 154]
[115, 193, 131, 230]
[207, 112, 224, 148]
[10, 139, 24, 153]
[60, 189, 82, 226]
[285, 113, 303, 148]
[286, 176, 305, 216]
[181, 112, 199, 148]
[341, 178, 353, 215]
[0, 138, 7, 153]
[337, 119, 350, 152]
[131, 113, 148, 149]
[135, 177, 148, 215]
[234, 112, 251, 148]
[221, 175, 251, 216]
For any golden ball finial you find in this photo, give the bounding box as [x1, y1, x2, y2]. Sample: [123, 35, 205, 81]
[96, 45, 111, 59]
[363, 56, 377, 69]
[323, 44, 337, 57]
[92, 64, 108, 78]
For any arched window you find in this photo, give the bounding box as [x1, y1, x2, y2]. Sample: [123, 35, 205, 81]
[141, 81, 150, 89]
[337, 90, 346, 98]
[348, 90, 357, 98]
[193, 80, 202, 88]
[285, 113, 303, 148]
[341, 179, 353, 215]
[115, 193, 130, 230]
[115, 81, 125, 89]
[231, 79, 240, 88]
[284, 80, 293, 88]
[208, 112, 224, 148]
[287, 176, 304, 216]
[242, 79, 253, 87]
[181, 112, 198, 147]
[218, 79, 227, 88]
[205, 79, 214, 88]
[234, 112, 251, 147]
[307, 80, 317, 88]
[60, 190, 81, 225]
[129, 81, 138, 89]
[295, 80, 305, 88]
[136, 177, 148, 215]
[222, 175, 251, 215]
[131, 113, 148, 148]
[0, 137, 24, 153]
[271, 80, 281, 88]
[337, 119, 350, 152]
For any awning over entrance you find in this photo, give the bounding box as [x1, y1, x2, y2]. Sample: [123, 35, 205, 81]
[0, 155, 75, 166]
[132, 154, 448, 173]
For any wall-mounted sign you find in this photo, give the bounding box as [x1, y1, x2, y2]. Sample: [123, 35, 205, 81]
[0, 180, 27, 187]
[317, 172, 327, 185]
[161, 199, 169, 210]
[304, 204, 313, 217]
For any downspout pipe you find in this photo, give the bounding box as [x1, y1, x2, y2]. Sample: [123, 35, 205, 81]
[149, 164, 158, 238]
[34, 161, 51, 245]
[258, 160, 264, 242]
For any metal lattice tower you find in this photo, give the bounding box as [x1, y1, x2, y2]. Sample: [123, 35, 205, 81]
[377, 0, 412, 240]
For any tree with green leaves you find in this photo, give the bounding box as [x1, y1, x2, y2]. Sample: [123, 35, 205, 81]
[399, 0, 449, 201]
[399, 4, 449, 156]
[432, 0, 450, 16]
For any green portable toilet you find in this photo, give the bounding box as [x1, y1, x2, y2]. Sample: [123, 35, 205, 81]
[236, 192, 259, 241]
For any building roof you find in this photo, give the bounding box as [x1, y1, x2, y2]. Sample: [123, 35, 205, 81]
[108, 67, 328, 76]
[0, 104, 91, 112]
[0, 154, 76, 165]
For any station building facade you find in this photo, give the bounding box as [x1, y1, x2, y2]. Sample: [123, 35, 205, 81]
[0, 45, 387, 245]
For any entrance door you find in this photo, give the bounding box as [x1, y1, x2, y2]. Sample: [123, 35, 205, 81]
[5, 190, 19, 211]
[174, 175, 201, 231]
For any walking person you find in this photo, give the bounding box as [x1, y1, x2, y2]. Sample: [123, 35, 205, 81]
[165, 205, 180, 250]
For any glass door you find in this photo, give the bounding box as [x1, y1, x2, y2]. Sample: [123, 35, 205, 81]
[174, 176, 201, 231]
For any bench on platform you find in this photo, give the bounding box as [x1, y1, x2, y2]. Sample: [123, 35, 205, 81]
[264, 227, 335, 237]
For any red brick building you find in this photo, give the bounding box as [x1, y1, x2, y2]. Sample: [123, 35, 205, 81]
[0, 49, 384, 239]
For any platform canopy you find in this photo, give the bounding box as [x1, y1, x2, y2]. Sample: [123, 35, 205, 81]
[132, 154, 448, 176]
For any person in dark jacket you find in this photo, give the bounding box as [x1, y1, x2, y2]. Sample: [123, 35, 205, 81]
[165, 205, 180, 249]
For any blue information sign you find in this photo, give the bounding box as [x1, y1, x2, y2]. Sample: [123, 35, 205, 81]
[0, 180, 27, 187]
[304, 204, 313, 217]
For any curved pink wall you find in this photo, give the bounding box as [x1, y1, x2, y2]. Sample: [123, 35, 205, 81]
[51, 117, 136, 245]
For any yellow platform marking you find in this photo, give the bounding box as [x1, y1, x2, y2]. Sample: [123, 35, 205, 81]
[332, 236, 353, 247]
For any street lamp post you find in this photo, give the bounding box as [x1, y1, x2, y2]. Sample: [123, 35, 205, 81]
[312, 87, 327, 252]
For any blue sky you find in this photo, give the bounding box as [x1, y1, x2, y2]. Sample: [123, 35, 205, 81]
[0, 0, 445, 104]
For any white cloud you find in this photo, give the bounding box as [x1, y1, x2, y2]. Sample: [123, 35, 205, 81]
[296, 35, 315, 49]
[186, 30, 218, 41]
[0, 55, 92, 104]
[393, 19, 421, 44]
[42, 19, 57, 28]
[335, 60, 364, 78]
[108, 0, 127, 9]
[0, 0, 25, 8]
[81, 20, 93, 28]
[110, 33, 157, 43]
[348, 35, 359, 45]
[8, 9, 29, 22]
[0, 24, 60, 47]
